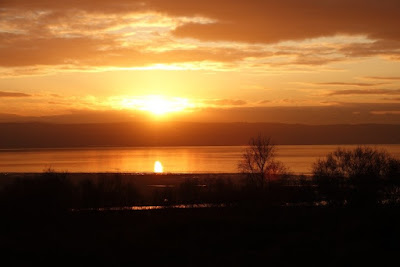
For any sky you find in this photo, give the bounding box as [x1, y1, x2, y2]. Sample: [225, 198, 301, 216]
[1, 0, 400, 124]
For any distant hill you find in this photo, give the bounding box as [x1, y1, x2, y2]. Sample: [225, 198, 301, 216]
[1, 122, 400, 148]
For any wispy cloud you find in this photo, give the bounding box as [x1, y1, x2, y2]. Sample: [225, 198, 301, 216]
[327, 89, 400, 96]
[382, 97, 400, 101]
[313, 82, 387, 87]
[0, 91, 31, 97]
[200, 99, 248, 107]
[363, 76, 400, 81]
[258, 100, 271, 105]
[370, 110, 400, 115]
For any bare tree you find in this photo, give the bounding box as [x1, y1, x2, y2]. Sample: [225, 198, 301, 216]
[238, 135, 286, 189]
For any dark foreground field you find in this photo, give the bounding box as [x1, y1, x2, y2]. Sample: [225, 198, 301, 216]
[1, 172, 400, 266]
[2, 206, 400, 266]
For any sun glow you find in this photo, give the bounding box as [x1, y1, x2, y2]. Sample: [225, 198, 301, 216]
[120, 95, 193, 115]
[154, 161, 163, 173]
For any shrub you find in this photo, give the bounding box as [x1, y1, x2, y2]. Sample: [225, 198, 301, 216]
[312, 146, 400, 206]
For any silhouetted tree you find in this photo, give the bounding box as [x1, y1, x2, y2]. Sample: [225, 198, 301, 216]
[313, 146, 400, 206]
[238, 135, 286, 190]
[313, 146, 399, 180]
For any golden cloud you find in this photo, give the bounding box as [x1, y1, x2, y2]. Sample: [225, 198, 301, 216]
[1, 0, 400, 73]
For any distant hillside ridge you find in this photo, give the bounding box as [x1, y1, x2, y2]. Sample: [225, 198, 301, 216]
[1, 122, 400, 148]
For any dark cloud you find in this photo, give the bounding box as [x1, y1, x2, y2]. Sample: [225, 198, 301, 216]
[315, 82, 387, 87]
[364, 76, 400, 81]
[0, 0, 144, 13]
[258, 100, 270, 105]
[382, 97, 400, 101]
[328, 89, 400, 96]
[0, 109, 146, 124]
[158, 0, 400, 43]
[0, 91, 31, 97]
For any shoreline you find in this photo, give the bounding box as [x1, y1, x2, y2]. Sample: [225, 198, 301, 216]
[0, 172, 249, 192]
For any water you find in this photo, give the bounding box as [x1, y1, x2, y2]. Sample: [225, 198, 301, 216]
[1, 145, 400, 174]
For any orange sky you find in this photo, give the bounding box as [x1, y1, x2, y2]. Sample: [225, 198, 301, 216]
[1, 0, 400, 124]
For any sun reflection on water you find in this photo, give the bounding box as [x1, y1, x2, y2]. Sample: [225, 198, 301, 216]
[154, 161, 163, 173]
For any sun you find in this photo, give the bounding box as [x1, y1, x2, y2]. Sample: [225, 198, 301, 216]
[119, 95, 192, 116]
[143, 96, 177, 115]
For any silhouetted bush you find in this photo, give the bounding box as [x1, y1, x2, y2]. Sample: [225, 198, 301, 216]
[313, 146, 400, 206]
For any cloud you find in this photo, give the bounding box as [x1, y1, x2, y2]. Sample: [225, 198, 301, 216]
[0, 91, 31, 97]
[340, 40, 400, 58]
[0, 31, 268, 68]
[1, 0, 400, 76]
[258, 100, 270, 105]
[0, 1, 143, 14]
[313, 82, 387, 87]
[161, 0, 400, 43]
[327, 89, 400, 96]
[364, 76, 400, 81]
[0, 35, 115, 67]
[370, 111, 400, 115]
[200, 99, 248, 107]
[383, 97, 400, 101]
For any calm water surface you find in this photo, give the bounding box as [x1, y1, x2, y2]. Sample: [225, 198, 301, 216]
[1, 145, 400, 174]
